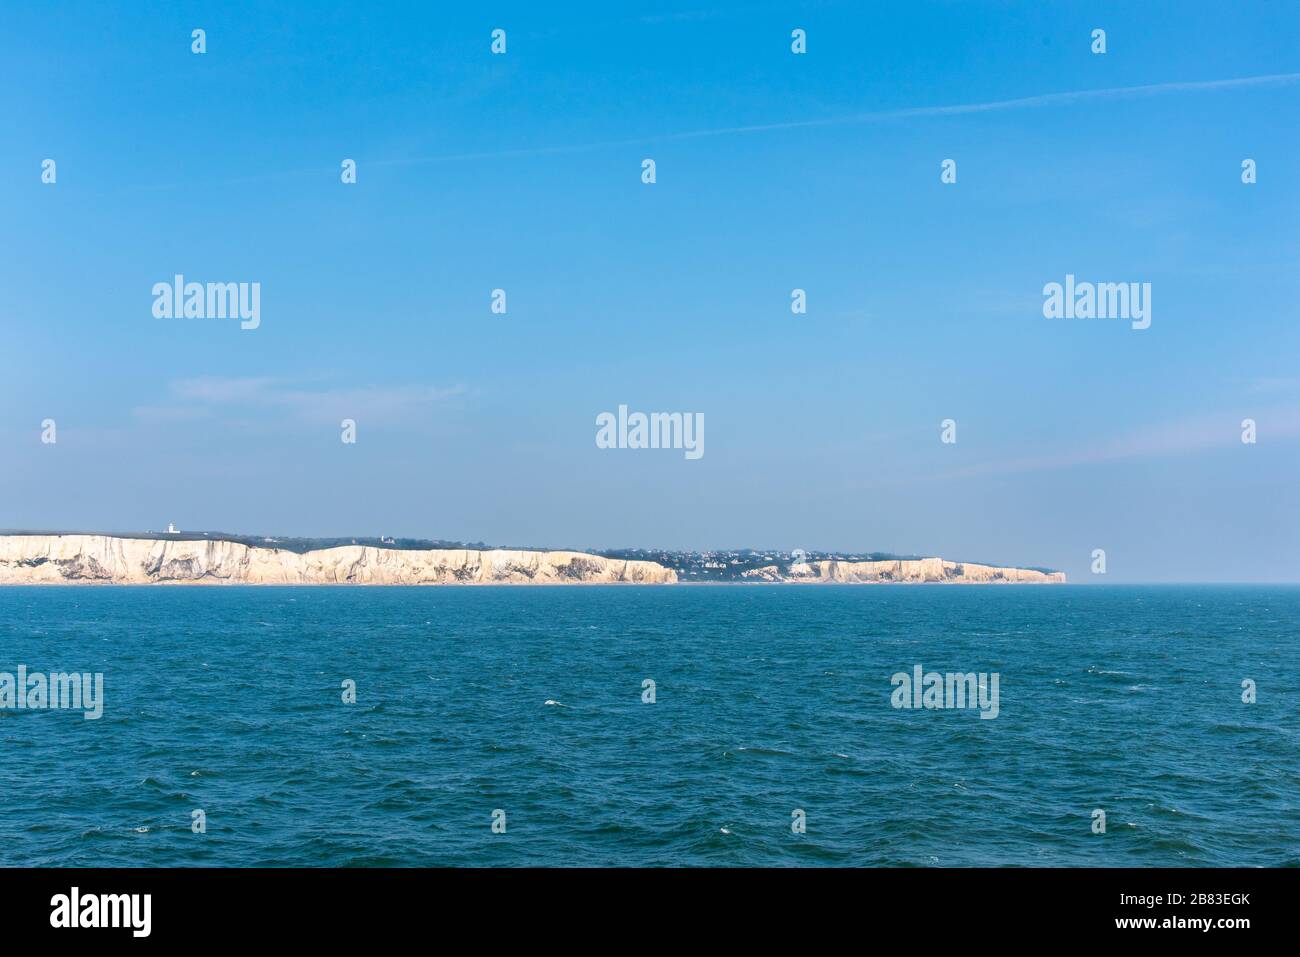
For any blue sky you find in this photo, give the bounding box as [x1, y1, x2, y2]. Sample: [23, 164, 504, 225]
[2, 1, 1298, 581]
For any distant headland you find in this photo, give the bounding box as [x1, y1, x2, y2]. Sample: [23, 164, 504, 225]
[0, 531, 1064, 585]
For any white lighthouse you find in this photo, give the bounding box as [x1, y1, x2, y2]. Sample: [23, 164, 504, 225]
[166, 523, 179, 534]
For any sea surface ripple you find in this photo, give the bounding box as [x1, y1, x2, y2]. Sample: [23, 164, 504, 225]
[0, 584, 1295, 866]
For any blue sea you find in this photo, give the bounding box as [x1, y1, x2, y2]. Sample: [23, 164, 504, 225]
[0, 585, 1296, 867]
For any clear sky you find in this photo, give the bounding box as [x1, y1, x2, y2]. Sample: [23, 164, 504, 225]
[2, 1, 1298, 581]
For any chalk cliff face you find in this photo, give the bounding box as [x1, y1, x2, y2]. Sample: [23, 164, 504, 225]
[742, 558, 1065, 584]
[0, 536, 1063, 585]
[0, 535, 677, 585]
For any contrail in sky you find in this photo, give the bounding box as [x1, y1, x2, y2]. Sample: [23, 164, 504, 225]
[373, 71, 1300, 167]
[125, 71, 1300, 191]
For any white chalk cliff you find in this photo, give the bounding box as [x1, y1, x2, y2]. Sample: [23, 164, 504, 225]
[0, 535, 1064, 585]
[0, 535, 677, 585]
[742, 557, 1065, 584]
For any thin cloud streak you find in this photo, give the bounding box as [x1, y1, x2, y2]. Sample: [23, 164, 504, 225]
[135, 376, 467, 425]
[941, 407, 1300, 481]
[375, 71, 1300, 168]
[122, 71, 1300, 192]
